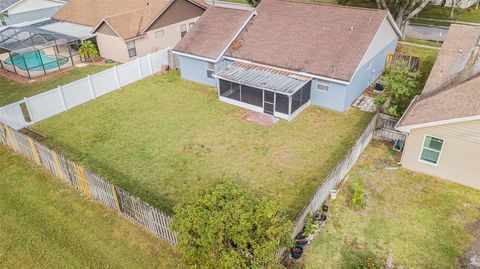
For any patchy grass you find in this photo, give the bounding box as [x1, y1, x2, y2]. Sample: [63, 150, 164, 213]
[32, 71, 373, 219]
[403, 38, 443, 48]
[418, 5, 480, 23]
[0, 64, 112, 106]
[302, 142, 480, 269]
[0, 146, 185, 269]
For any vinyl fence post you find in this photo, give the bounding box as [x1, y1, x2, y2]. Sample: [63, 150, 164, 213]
[58, 86, 68, 111]
[148, 53, 153, 75]
[88, 75, 96, 99]
[113, 65, 121, 89]
[23, 97, 36, 124]
[137, 58, 143, 79]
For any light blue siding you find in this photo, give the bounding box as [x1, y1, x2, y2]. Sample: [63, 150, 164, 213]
[2, 6, 62, 25]
[310, 79, 347, 111]
[343, 38, 397, 110]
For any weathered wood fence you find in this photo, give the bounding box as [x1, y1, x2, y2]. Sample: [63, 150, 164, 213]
[0, 123, 178, 245]
[373, 113, 406, 142]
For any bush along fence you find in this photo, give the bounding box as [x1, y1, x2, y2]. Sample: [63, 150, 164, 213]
[0, 123, 178, 245]
[0, 47, 171, 130]
[292, 113, 380, 235]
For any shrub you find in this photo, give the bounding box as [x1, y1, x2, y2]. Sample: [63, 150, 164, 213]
[172, 182, 291, 269]
[349, 179, 366, 210]
[341, 248, 382, 269]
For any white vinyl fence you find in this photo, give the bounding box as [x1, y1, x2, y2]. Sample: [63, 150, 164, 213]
[0, 48, 171, 130]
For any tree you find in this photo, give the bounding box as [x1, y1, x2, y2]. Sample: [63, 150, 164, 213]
[375, 60, 420, 116]
[376, 0, 432, 36]
[172, 182, 291, 269]
[78, 40, 99, 62]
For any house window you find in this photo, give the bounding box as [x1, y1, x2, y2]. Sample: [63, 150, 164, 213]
[207, 62, 215, 78]
[420, 135, 444, 165]
[180, 24, 187, 37]
[317, 81, 329, 92]
[155, 30, 164, 38]
[126, 40, 136, 58]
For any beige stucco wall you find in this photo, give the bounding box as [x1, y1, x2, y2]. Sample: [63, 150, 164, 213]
[135, 17, 198, 57]
[95, 17, 199, 63]
[96, 32, 130, 63]
[401, 120, 480, 189]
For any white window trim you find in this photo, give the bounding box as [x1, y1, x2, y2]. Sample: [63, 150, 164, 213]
[155, 29, 164, 38]
[206, 62, 215, 79]
[316, 81, 329, 93]
[418, 134, 445, 166]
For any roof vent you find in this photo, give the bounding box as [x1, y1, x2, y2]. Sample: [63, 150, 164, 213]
[349, 26, 354, 31]
[146, 2, 150, 6]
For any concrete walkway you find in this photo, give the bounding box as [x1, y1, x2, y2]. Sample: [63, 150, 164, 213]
[416, 17, 480, 26]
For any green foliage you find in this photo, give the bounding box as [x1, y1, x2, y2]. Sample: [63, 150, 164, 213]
[247, 0, 261, 7]
[303, 212, 319, 235]
[78, 40, 99, 62]
[340, 248, 382, 269]
[172, 182, 291, 269]
[349, 178, 366, 210]
[373, 93, 387, 108]
[382, 60, 421, 116]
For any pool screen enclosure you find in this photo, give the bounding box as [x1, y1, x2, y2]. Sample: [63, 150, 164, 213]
[216, 61, 312, 120]
[0, 21, 82, 79]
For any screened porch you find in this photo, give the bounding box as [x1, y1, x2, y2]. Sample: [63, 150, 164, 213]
[215, 61, 312, 121]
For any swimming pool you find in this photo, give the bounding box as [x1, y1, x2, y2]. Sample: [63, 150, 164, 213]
[5, 50, 68, 71]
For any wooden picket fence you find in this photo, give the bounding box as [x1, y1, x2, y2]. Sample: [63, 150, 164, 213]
[0, 123, 177, 245]
[374, 113, 406, 142]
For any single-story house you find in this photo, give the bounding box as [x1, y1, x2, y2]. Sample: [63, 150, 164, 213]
[52, 0, 208, 63]
[430, 0, 476, 9]
[397, 24, 480, 189]
[0, 0, 67, 26]
[173, 0, 401, 120]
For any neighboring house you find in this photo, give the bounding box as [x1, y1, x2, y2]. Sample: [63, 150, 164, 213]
[397, 24, 480, 189]
[0, 0, 67, 26]
[52, 0, 207, 63]
[173, 0, 401, 120]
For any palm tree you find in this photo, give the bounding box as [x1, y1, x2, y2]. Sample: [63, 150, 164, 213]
[78, 40, 99, 62]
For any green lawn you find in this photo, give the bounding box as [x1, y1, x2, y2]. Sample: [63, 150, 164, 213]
[403, 38, 443, 48]
[0, 64, 112, 106]
[0, 146, 184, 269]
[417, 5, 480, 23]
[302, 142, 480, 269]
[32, 71, 373, 219]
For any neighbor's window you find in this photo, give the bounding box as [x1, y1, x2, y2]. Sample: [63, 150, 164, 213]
[420, 135, 444, 164]
[317, 81, 329, 92]
[180, 24, 187, 37]
[126, 40, 136, 58]
[155, 30, 164, 38]
[207, 62, 215, 78]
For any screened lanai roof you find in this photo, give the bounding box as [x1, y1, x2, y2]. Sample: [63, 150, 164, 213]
[0, 24, 79, 53]
[215, 61, 312, 95]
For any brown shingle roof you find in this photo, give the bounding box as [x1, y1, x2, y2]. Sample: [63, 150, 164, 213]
[53, 0, 207, 40]
[225, 0, 390, 82]
[398, 24, 480, 128]
[173, 7, 252, 60]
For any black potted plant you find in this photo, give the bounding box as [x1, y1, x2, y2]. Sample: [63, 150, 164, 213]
[291, 246, 303, 259]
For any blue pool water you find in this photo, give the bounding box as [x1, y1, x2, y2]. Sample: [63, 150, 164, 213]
[5, 50, 68, 71]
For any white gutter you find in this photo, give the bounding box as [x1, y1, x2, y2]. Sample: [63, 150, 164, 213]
[172, 50, 216, 62]
[396, 114, 480, 133]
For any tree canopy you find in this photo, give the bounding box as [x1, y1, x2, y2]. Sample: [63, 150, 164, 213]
[172, 182, 291, 269]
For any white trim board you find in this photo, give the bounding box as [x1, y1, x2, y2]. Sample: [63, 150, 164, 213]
[397, 115, 480, 133]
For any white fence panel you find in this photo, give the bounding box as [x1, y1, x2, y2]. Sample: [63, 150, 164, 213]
[0, 101, 29, 129]
[117, 61, 140, 87]
[151, 49, 169, 73]
[91, 69, 118, 97]
[62, 78, 93, 109]
[140, 55, 152, 77]
[28, 89, 65, 122]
